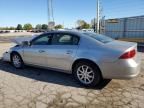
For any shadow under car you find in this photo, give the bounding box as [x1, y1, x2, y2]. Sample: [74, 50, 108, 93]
[0, 59, 111, 89]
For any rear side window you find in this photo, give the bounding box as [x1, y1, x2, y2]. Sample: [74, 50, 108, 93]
[52, 34, 79, 45]
[83, 32, 113, 43]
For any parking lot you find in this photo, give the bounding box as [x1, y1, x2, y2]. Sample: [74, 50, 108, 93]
[0, 42, 144, 108]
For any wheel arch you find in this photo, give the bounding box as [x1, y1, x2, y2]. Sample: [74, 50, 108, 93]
[72, 58, 103, 78]
[10, 51, 22, 61]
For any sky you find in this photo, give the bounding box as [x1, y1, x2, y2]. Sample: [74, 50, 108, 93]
[0, 0, 144, 28]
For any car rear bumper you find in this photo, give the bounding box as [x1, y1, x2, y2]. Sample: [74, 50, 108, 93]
[100, 55, 141, 79]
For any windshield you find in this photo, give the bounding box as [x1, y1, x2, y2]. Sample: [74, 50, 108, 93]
[83, 32, 114, 43]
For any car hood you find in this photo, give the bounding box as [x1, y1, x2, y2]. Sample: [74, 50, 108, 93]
[11, 35, 37, 45]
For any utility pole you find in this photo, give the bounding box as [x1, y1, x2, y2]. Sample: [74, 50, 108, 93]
[96, 0, 100, 34]
[47, 0, 55, 30]
[47, 0, 51, 24]
[50, 0, 54, 22]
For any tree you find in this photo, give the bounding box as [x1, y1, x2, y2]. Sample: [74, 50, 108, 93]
[83, 23, 90, 29]
[16, 24, 23, 30]
[42, 24, 48, 30]
[0, 27, 8, 30]
[35, 24, 42, 30]
[76, 20, 85, 28]
[9, 27, 16, 30]
[55, 24, 63, 29]
[76, 20, 90, 29]
[23, 23, 32, 30]
[0, 27, 16, 30]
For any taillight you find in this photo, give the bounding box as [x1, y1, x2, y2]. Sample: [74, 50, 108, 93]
[119, 49, 136, 59]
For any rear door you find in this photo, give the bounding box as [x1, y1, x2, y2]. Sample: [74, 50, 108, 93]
[46, 33, 80, 71]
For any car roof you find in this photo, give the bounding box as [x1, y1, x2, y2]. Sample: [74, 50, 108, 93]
[40, 30, 102, 44]
[43, 30, 84, 36]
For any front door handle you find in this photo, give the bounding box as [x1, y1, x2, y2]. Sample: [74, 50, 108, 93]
[66, 50, 73, 54]
[39, 50, 45, 53]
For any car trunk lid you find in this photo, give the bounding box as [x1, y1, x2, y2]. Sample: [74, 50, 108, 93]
[103, 40, 139, 62]
[106, 40, 137, 52]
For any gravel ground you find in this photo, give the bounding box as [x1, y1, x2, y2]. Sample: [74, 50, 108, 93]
[0, 43, 144, 108]
[0, 32, 41, 43]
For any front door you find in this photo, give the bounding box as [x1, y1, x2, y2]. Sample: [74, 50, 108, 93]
[23, 34, 52, 67]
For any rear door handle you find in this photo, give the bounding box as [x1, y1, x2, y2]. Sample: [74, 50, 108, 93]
[39, 50, 45, 53]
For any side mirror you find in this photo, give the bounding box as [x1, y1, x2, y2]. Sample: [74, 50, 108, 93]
[22, 41, 30, 47]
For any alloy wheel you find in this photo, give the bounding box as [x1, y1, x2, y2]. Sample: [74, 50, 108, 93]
[12, 55, 21, 68]
[76, 65, 95, 85]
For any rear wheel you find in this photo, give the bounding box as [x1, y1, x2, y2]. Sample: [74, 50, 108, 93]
[11, 53, 24, 69]
[73, 61, 102, 87]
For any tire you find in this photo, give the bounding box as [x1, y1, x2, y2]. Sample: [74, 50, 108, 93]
[11, 53, 24, 69]
[73, 61, 102, 87]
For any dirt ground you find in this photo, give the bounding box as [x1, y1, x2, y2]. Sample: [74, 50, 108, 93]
[0, 42, 144, 108]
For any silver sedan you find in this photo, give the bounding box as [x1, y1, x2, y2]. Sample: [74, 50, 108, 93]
[2, 31, 141, 87]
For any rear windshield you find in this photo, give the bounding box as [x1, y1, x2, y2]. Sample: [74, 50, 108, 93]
[83, 32, 113, 43]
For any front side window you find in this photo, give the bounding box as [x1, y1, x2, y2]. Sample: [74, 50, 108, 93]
[52, 34, 79, 45]
[31, 34, 51, 45]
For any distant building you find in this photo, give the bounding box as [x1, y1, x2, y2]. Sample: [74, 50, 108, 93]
[104, 15, 144, 39]
[82, 29, 94, 32]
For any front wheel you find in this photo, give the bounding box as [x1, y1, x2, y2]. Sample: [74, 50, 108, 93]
[73, 62, 102, 87]
[11, 53, 24, 69]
